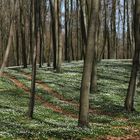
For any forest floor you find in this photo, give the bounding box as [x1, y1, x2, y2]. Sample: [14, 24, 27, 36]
[0, 60, 140, 140]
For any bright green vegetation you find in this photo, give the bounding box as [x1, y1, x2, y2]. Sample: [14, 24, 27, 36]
[1, 60, 140, 139]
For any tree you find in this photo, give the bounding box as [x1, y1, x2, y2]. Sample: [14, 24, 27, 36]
[90, 1, 101, 93]
[49, 0, 62, 72]
[56, 0, 62, 72]
[28, 0, 39, 119]
[20, 0, 27, 68]
[111, 0, 117, 59]
[79, 0, 87, 60]
[78, 0, 99, 127]
[0, 0, 18, 76]
[124, 0, 140, 112]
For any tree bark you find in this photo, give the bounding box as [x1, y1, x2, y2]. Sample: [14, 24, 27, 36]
[125, 0, 140, 112]
[78, 0, 99, 127]
[0, 0, 18, 76]
[20, 0, 27, 68]
[28, 0, 39, 119]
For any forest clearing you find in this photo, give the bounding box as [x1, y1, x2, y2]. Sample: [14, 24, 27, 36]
[0, 60, 140, 139]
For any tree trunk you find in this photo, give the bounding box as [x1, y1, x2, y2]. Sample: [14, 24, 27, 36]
[49, 0, 57, 69]
[0, 0, 18, 76]
[78, 0, 99, 127]
[28, 0, 39, 119]
[20, 0, 27, 68]
[56, 0, 62, 72]
[125, 0, 140, 112]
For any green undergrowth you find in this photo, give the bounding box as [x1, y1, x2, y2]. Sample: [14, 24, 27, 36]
[0, 60, 140, 139]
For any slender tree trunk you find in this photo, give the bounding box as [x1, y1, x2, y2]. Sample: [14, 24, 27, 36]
[125, 0, 140, 112]
[64, 0, 68, 61]
[20, 0, 27, 68]
[68, 0, 72, 62]
[0, 0, 18, 76]
[123, 0, 126, 59]
[56, 0, 62, 72]
[126, 0, 132, 59]
[29, 0, 33, 65]
[110, 0, 116, 59]
[16, 27, 19, 66]
[39, 1, 42, 68]
[79, 0, 87, 47]
[99, 0, 107, 60]
[78, 0, 99, 127]
[28, 0, 39, 119]
[49, 0, 57, 69]
[76, 0, 79, 60]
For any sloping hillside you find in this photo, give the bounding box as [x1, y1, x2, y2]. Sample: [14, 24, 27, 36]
[0, 60, 140, 139]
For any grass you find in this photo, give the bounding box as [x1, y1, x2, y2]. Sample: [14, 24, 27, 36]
[0, 59, 140, 139]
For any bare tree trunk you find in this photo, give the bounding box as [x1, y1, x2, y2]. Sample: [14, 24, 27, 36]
[79, 0, 87, 47]
[90, 1, 100, 93]
[78, 0, 99, 127]
[125, 0, 140, 112]
[0, 0, 18, 76]
[56, 0, 62, 72]
[64, 0, 68, 61]
[39, 0, 42, 68]
[20, 0, 27, 68]
[28, 0, 39, 119]
[29, 0, 33, 65]
[76, 0, 79, 60]
[110, 0, 116, 59]
[49, 0, 57, 69]
[126, 0, 132, 59]
[123, 0, 126, 59]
